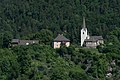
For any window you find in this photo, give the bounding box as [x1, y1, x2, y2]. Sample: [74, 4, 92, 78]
[33, 41, 35, 43]
[26, 43, 29, 45]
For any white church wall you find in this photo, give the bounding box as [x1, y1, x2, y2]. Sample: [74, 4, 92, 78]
[81, 28, 87, 46]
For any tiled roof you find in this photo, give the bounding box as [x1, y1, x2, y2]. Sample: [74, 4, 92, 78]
[54, 34, 70, 42]
[19, 40, 39, 45]
[85, 36, 103, 42]
[11, 39, 19, 43]
[91, 36, 103, 40]
[11, 39, 39, 45]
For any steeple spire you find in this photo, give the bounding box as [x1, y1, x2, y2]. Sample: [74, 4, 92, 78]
[81, 17, 88, 46]
[83, 17, 86, 28]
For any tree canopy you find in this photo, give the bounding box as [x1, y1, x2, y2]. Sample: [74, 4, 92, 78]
[0, 0, 120, 43]
[0, 0, 120, 79]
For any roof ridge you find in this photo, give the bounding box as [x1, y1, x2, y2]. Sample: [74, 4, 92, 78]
[54, 34, 70, 41]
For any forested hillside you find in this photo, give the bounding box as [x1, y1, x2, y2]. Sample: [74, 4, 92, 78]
[0, 44, 120, 80]
[1, 0, 120, 80]
[0, 0, 120, 42]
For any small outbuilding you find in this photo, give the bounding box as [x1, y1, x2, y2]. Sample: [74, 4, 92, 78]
[53, 34, 70, 49]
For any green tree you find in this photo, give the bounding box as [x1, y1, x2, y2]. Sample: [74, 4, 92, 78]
[2, 32, 13, 48]
[33, 29, 53, 44]
[0, 33, 3, 48]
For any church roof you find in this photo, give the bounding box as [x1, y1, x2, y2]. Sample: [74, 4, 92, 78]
[54, 34, 70, 42]
[85, 36, 103, 42]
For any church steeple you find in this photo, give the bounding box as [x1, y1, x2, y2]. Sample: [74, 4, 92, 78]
[81, 17, 88, 46]
[83, 17, 86, 28]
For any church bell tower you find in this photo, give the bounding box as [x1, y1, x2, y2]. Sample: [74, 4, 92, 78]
[81, 17, 88, 46]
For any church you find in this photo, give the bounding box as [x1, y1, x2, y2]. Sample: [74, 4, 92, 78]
[81, 17, 104, 48]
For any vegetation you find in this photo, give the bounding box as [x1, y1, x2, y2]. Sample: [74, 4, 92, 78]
[0, 42, 120, 80]
[0, 45, 109, 79]
[0, 0, 120, 42]
[0, 0, 120, 80]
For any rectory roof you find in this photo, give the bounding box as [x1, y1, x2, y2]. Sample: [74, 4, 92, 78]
[54, 34, 70, 42]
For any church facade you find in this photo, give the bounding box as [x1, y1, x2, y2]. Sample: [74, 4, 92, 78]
[81, 17, 104, 48]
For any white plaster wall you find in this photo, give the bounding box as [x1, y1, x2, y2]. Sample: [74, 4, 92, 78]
[54, 42, 61, 49]
[99, 40, 104, 44]
[54, 41, 70, 49]
[81, 28, 87, 46]
[66, 42, 70, 47]
[97, 40, 104, 46]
